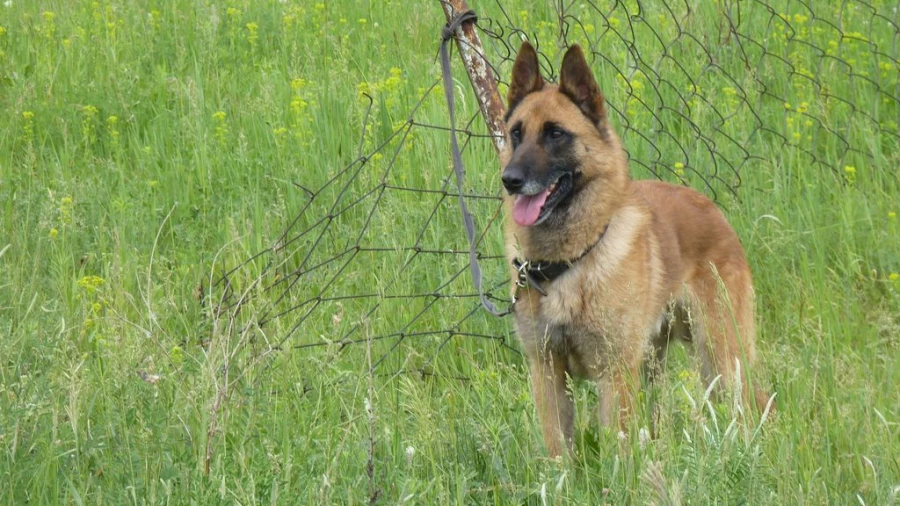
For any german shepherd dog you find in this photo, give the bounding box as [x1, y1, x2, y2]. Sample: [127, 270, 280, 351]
[501, 42, 770, 457]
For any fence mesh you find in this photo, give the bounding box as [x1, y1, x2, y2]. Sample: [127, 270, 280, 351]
[212, 0, 899, 381]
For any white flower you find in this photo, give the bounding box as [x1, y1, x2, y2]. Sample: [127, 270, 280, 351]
[638, 427, 651, 450]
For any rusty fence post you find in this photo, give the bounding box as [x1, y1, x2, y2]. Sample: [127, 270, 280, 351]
[439, 0, 508, 154]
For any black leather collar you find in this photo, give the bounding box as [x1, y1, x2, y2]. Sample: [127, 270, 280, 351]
[512, 225, 608, 297]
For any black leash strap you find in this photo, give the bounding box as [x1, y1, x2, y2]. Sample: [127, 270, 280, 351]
[440, 9, 511, 317]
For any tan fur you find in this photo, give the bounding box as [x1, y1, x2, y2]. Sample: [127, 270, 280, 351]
[502, 44, 769, 458]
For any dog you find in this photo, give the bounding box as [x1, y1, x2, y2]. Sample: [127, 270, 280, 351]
[500, 42, 770, 457]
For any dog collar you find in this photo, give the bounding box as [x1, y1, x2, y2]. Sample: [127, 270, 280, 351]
[512, 225, 608, 301]
[512, 258, 568, 296]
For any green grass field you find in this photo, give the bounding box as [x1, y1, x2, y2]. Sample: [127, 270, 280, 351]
[1, 0, 899, 503]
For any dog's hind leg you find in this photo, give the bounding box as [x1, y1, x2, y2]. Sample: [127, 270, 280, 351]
[688, 263, 770, 413]
[643, 302, 689, 435]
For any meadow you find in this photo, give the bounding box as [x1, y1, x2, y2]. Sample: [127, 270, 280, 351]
[1, 0, 898, 503]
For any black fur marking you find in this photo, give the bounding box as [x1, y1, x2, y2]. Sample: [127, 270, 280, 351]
[542, 123, 577, 162]
[503, 102, 520, 123]
[541, 121, 571, 142]
[509, 120, 524, 149]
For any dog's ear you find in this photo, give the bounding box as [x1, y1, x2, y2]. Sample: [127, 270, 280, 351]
[507, 41, 544, 110]
[559, 45, 607, 125]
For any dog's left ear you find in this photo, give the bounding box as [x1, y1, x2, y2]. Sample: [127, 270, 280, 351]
[559, 45, 607, 126]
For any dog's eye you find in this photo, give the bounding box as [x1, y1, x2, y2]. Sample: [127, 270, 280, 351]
[510, 128, 521, 141]
[549, 128, 566, 140]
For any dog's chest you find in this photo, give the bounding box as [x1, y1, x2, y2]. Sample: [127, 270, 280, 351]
[533, 264, 652, 371]
[538, 262, 618, 327]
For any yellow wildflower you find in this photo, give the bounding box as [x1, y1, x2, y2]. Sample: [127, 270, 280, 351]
[246, 22, 258, 46]
[171, 346, 184, 366]
[60, 196, 74, 225]
[107, 115, 119, 140]
[357, 81, 375, 98]
[149, 10, 161, 30]
[290, 98, 308, 114]
[77, 275, 105, 294]
[213, 112, 228, 145]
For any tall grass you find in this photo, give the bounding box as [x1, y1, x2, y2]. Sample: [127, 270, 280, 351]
[0, 0, 898, 504]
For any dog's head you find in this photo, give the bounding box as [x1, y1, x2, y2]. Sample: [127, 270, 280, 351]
[501, 42, 625, 228]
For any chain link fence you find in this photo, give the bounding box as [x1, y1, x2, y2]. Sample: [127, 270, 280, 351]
[213, 0, 899, 381]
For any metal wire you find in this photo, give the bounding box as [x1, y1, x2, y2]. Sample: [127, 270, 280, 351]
[212, 0, 899, 382]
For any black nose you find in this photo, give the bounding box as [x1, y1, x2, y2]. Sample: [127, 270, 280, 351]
[502, 166, 525, 193]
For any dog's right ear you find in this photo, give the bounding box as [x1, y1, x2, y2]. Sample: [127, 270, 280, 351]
[507, 41, 544, 110]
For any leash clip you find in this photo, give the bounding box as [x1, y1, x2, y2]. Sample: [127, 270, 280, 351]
[515, 260, 530, 288]
[513, 259, 548, 298]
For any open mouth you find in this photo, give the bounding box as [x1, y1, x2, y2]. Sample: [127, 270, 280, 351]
[512, 173, 574, 226]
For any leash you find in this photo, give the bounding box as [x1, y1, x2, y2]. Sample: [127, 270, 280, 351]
[439, 8, 512, 317]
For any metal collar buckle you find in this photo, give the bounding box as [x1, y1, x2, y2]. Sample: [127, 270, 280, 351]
[512, 260, 548, 305]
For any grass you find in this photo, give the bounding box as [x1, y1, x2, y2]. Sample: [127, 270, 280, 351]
[1, 0, 898, 503]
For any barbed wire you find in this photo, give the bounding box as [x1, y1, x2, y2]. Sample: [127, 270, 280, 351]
[212, 0, 899, 382]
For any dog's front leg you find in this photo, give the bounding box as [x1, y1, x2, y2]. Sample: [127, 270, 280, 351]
[597, 352, 642, 432]
[529, 346, 572, 458]
[519, 319, 573, 458]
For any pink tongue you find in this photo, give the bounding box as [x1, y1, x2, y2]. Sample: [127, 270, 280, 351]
[512, 189, 551, 226]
